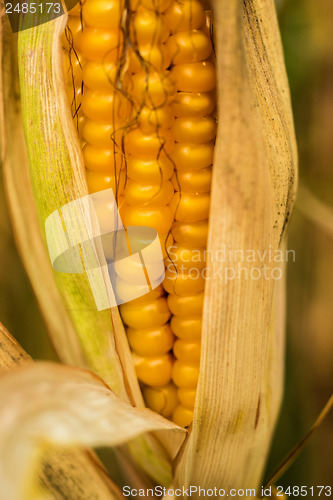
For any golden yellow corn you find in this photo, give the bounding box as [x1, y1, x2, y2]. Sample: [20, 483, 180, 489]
[63, 0, 217, 427]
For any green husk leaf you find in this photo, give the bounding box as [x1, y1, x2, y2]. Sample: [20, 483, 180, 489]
[17, 15, 129, 401]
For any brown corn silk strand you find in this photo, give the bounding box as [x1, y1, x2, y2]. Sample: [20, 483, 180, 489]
[63, 0, 217, 427]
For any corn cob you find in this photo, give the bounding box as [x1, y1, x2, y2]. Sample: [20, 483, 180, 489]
[63, 0, 217, 427]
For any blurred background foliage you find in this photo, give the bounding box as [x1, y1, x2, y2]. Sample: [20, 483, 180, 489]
[0, 0, 332, 490]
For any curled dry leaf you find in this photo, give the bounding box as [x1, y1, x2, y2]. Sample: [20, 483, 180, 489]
[0, 324, 126, 500]
[0, 362, 185, 500]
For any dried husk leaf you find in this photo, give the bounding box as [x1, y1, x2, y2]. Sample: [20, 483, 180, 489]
[38, 449, 125, 500]
[0, 361, 185, 500]
[0, 13, 179, 485]
[175, 0, 297, 493]
[0, 323, 124, 500]
[0, 322, 32, 368]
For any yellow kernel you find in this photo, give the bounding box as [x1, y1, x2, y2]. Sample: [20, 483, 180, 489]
[172, 405, 193, 427]
[82, 120, 122, 148]
[171, 91, 216, 118]
[163, 267, 205, 296]
[143, 383, 178, 417]
[167, 293, 204, 317]
[171, 142, 214, 171]
[62, 16, 83, 51]
[133, 353, 173, 387]
[172, 361, 199, 389]
[81, 89, 132, 124]
[170, 316, 202, 340]
[171, 61, 216, 93]
[80, 28, 123, 63]
[120, 296, 171, 329]
[121, 204, 174, 234]
[168, 30, 212, 65]
[124, 128, 175, 159]
[124, 179, 174, 206]
[169, 192, 210, 223]
[83, 144, 123, 173]
[177, 388, 196, 410]
[126, 155, 174, 183]
[167, 244, 206, 270]
[171, 116, 217, 143]
[82, 0, 123, 29]
[138, 105, 175, 133]
[83, 61, 120, 91]
[174, 339, 201, 363]
[165, 0, 205, 33]
[128, 45, 171, 72]
[130, 8, 170, 45]
[129, 71, 176, 109]
[171, 167, 212, 193]
[171, 221, 208, 247]
[127, 324, 174, 356]
[86, 169, 126, 194]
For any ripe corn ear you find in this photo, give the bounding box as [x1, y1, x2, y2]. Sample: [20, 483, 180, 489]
[1, 0, 297, 493]
[63, 0, 217, 428]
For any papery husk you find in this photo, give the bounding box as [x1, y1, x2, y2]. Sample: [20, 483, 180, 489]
[0, 13, 181, 485]
[0, 322, 124, 500]
[0, 359, 185, 500]
[175, 0, 297, 494]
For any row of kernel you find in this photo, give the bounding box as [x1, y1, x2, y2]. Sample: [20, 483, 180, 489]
[63, 0, 180, 419]
[118, 0, 178, 419]
[78, 0, 129, 202]
[163, 0, 217, 427]
[62, 3, 84, 133]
